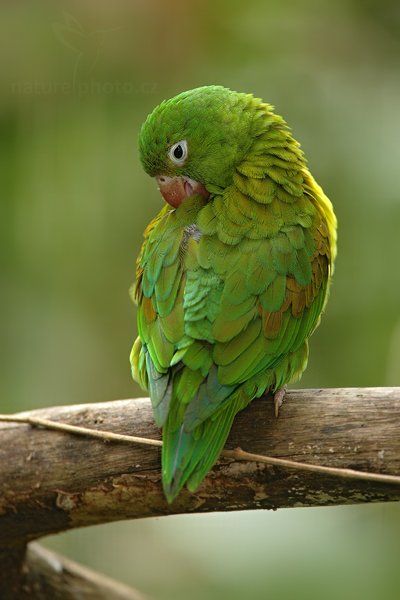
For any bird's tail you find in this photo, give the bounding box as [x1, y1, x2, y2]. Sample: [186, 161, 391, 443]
[162, 393, 247, 503]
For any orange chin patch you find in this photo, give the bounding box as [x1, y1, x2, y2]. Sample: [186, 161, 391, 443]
[156, 175, 209, 208]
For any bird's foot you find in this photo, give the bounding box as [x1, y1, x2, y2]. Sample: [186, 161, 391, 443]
[273, 385, 287, 418]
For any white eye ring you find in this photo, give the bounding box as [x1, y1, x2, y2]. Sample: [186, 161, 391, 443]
[168, 139, 188, 165]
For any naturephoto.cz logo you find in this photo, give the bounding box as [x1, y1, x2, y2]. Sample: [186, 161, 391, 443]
[11, 12, 158, 97]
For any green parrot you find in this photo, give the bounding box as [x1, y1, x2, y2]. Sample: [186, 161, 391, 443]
[130, 85, 337, 503]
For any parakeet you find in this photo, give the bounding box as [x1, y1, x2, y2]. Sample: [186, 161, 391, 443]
[130, 85, 337, 503]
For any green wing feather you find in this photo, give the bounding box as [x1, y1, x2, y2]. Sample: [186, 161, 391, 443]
[131, 127, 336, 504]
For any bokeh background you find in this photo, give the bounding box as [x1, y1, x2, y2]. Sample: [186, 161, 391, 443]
[1, 0, 400, 598]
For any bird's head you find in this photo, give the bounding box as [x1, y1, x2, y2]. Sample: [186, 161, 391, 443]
[138, 85, 267, 208]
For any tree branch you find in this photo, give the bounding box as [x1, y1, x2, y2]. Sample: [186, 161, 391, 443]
[1, 388, 399, 551]
[2, 408, 399, 485]
[0, 543, 148, 600]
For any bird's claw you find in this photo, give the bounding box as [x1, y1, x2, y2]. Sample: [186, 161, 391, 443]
[273, 386, 287, 418]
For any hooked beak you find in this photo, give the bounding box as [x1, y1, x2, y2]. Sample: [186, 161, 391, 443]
[155, 175, 210, 208]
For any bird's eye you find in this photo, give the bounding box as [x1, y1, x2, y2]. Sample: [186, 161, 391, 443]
[168, 140, 188, 165]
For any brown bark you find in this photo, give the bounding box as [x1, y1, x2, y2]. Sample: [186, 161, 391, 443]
[0, 387, 399, 552]
[1, 387, 400, 596]
[0, 543, 148, 600]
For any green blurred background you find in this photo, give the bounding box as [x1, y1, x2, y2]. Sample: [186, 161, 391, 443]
[1, 0, 400, 598]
